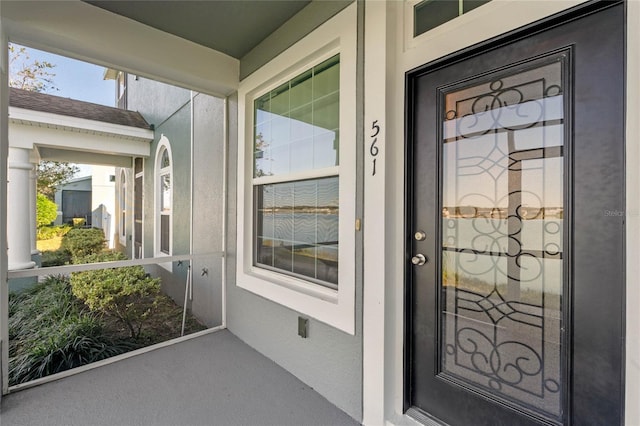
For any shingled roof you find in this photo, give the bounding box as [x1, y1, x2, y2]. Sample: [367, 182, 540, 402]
[9, 87, 151, 130]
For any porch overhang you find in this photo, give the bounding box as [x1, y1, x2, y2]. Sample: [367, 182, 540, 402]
[9, 106, 153, 166]
[1, 0, 239, 97]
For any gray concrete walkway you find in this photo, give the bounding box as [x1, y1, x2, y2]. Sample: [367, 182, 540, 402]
[0, 330, 359, 426]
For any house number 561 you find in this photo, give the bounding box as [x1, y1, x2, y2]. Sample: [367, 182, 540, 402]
[370, 120, 381, 176]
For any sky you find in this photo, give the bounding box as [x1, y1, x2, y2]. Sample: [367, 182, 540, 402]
[11, 43, 117, 176]
[11, 43, 115, 107]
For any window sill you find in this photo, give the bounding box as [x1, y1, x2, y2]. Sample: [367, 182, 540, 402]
[236, 266, 354, 334]
[155, 252, 173, 272]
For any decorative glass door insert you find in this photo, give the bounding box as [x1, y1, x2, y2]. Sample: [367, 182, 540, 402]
[440, 55, 566, 421]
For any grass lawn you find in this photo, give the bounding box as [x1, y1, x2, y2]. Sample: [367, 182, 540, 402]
[37, 236, 63, 252]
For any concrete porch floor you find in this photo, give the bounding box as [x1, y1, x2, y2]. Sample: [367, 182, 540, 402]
[0, 330, 360, 426]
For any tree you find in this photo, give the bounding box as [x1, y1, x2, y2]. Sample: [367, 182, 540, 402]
[9, 43, 77, 198]
[36, 193, 58, 227]
[37, 161, 80, 201]
[9, 43, 57, 93]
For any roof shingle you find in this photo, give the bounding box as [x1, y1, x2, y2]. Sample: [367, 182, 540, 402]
[9, 87, 151, 130]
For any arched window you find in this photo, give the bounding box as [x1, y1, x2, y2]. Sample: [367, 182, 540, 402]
[155, 137, 172, 257]
[118, 169, 127, 246]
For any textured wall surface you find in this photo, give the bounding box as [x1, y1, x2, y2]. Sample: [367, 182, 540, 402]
[127, 79, 224, 327]
[191, 93, 225, 327]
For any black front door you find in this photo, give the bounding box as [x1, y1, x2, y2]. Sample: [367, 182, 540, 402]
[406, 2, 624, 425]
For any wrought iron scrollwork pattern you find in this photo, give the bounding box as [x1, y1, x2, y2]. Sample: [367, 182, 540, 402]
[440, 58, 565, 419]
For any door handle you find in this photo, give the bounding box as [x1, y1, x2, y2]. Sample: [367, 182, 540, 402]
[411, 254, 427, 266]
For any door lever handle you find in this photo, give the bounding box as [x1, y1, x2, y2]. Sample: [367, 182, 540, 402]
[411, 254, 427, 266]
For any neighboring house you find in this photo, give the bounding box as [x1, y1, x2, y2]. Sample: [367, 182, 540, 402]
[54, 175, 92, 226]
[54, 167, 117, 248]
[1, 2, 639, 426]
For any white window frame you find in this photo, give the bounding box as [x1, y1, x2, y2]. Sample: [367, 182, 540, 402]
[118, 168, 127, 246]
[134, 158, 145, 259]
[154, 135, 173, 270]
[236, 3, 357, 334]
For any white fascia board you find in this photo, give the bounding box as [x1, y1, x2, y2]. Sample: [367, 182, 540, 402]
[1, 0, 239, 97]
[10, 123, 150, 158]
[9, 107, 154, 142]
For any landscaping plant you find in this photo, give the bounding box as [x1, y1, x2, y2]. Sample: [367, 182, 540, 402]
[36, 224, 71, 241]
[70, 251, 162, 339]
[36, 193, 57, 227]
[8, 276, 135, 386]
[61, 227, 106, 259]
[40, 248, 72, 267]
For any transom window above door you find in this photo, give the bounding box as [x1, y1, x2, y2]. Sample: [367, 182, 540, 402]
[414, 0, 492, 37]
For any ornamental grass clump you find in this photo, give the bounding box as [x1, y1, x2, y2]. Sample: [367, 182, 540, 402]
[8, 275, 134, 386]
[70, 251, 162, 339]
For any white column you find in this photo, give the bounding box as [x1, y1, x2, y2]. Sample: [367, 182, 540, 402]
[8, 147, 36, 270]
[29, 164, 38, 256]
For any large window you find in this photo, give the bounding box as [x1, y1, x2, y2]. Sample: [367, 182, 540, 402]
[155, 138, 172, 259]
[253, 55, 340, 288]
[237, 3, 356, 333]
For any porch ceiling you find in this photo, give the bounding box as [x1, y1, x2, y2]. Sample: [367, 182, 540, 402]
[85, 1, 311, 59]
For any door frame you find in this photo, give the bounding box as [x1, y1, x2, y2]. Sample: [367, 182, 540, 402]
[403, 0, 625, 423]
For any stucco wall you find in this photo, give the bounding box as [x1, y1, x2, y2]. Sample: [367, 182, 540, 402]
[125, 75, 191, 128]
[127, 79, 192, 309]
[191, 93, 225, 327]
[126, 79, 224, 328]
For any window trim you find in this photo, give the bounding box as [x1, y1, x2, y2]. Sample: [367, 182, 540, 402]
[404, 0, 495, 52]
[133, 158, 144, 259]
[236, 3, 357, 334]
[154, 136, 173, 270]
[118, 168, 127, 246]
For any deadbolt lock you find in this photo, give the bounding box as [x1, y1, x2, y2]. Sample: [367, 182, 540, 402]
[414, 231, 427, 241]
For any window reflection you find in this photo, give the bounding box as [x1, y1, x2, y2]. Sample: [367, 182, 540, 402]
[254, 55, 340, 178]
[440, 59, 565, 420]
[255, 177, 339, 287]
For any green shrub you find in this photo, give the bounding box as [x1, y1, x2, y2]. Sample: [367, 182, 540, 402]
[61, 227, 106, 259]
[8, 275, 135, 385]
[71, 218, 86, 227]
[37, 224, 72, 241]
[71, 251, 161, 338]
[36, 193, 57, 227]
[41, 249, 72, 267]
